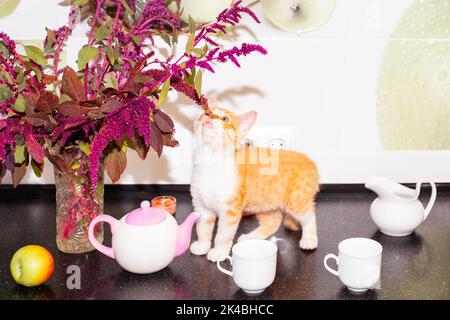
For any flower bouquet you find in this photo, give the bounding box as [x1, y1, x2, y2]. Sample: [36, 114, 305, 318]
[0, 0, 266, 253]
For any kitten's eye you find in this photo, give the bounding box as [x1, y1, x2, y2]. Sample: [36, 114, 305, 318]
[221, 116, 230, 122]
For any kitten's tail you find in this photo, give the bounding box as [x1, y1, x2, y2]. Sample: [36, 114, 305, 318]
[283, 214, 300, 231]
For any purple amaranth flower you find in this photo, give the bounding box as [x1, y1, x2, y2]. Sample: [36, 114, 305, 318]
[133, 0, 180, 34]
[0, 32, 16, 53]
[89, 111, 127, 188]
[215, 43, 268, 67]
[0, 118, 20, 162]
[143, 69, 208, 107]
[52, 116, 88, 144]
[130, 97, 152, 147]
[129, 0, 136, 11]
[196, 0, 260, 43]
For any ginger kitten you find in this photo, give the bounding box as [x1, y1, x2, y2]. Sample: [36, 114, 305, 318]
[190, 107, 319, 262]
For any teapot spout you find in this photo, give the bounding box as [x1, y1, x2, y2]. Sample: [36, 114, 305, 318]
[365, 176, 417, 200]
[175, 212, 200, 257]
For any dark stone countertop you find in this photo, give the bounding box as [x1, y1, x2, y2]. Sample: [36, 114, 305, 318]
[1, 185, 449, 300]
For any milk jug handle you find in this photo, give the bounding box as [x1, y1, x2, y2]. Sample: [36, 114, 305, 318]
[415, 178, 437, 221]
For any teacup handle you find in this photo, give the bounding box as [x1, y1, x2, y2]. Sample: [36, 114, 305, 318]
[88, 214, 118, 259]
[415, 178, 437, 221]
[323, 254, 339, 276]
[217, 255, 233, 276]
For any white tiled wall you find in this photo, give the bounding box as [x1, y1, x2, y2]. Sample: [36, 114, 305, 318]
[1, 0, 449, 185]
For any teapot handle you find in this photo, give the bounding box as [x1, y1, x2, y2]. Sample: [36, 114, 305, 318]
[88, 215, 118, 259]
[416, 178, 437, 221]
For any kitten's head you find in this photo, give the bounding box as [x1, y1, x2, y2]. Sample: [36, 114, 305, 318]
[194, 107, 257, 150]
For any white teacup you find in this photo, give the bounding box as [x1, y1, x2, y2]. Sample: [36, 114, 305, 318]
[217, 239, 277, 295]
[323, 238, 383, 293]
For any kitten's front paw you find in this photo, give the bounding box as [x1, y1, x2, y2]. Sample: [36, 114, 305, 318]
[207, 246, 231, 262]
[300, 237, 318, 250]
[190, 241, 211, 256]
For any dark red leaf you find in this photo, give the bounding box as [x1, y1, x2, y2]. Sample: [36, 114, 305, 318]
[0, 119, 6, 130]
[36, 91, 59, 113]
[162, 133, 179, 148]
[4, 152, 15, 171]
[150, 121, 163, 157]
[0, 164, 6, 184]
[44, 148, 69, 173]
[105, 146, 127, 183]
[80, 97, 102, 107]
[100, 98, 122, 113]
[42, 74, 57, 84]
[23, 112, 51, 127]
[22, 93, 38, 115]
[25, 134, 45, 164]
[64, 119, 89, 130]
[121, 78, 142, 95]
[126, 135, 149, 160]
[61, 66, 85, 102]
[102, 87, 119, 97]
[12, 164, 27, 188]
[58, 101, 91, 117]
[87, 109, 105, 119]
[153, 110, 175, 134]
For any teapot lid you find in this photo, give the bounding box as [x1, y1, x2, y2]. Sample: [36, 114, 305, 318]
[125, 201, 166, 226]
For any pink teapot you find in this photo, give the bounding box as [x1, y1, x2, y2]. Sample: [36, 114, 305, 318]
[88, 201, 199, 274]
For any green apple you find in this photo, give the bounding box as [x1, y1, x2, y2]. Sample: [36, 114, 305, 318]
[10, 245, 55, 287]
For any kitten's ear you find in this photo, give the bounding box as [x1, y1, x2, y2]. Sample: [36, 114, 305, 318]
[238, 111, 257, 134]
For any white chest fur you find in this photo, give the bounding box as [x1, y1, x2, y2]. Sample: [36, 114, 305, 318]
[191, 152, 237, 215]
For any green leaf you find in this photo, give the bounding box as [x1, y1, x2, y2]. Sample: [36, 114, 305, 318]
[79, 142, 91, 156]
[188, 15, 196, 34]
[0, 41, 9, 57]
[106, 45, 115, 65]
[73, 0, 89, 5]
[14, 145, 26, 164]
[157, 78, 171, 107]
[24, 45, 47, 67]
[13, 94, 26, 112]
[0, 84, 13, 103]
[0, 71, 13, 85]
[193, 44, 208, 59]
[114, 44, 120, 61]
[172, 33, 179, 45]
[71, 160, 81, 170]
[185, 32, 195, 54]
[160, 35, 171, 47]
[132, 35, 142, 45]
[31, 160, 43, 178]
[119, 0, 134, 15]
[95, 20, 114, 43]
[186, 67, 196, 86]
[31, 65, 42, 82]
[44, 28, 56, 53]
[17, 70, 26, 92]
[105, 72, 118, 89]
[77, 45, 99, 70]
[195, 70, 203, 97]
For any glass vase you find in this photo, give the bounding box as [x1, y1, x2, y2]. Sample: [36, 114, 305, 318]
[54, 150, 105, 254]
